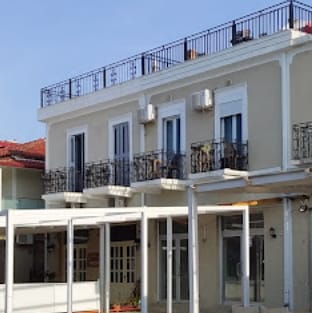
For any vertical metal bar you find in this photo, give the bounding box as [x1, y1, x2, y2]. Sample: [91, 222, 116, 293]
[103, 68, 106, 88]
[105, 223, 110, 313]
[188, 186, 199, 313]
[141, 54, 145, 76]
[184, 38, 188, 61]
[232, 20, 237, 45]
[5, 210, 14, 313]
[289, 0, 294, 29]
[69, 79, 72, 99]
[242, 207, 250, 307]
[167, 216, 173, 313]
[67, 219, 74, 313]
[141, 211, 148, 313]
[40, 89, 44, 108]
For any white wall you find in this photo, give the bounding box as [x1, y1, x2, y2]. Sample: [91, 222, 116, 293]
[0, 281, 99, 313]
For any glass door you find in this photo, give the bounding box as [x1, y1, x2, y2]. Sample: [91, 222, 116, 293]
[114, 122, 130, 186]
[222, 214, 264, 303]
[159, 234, 189, 302]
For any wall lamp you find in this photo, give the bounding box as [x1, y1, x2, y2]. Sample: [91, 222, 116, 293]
[298, 195, 310, 213]
[269, 227, 277, 239]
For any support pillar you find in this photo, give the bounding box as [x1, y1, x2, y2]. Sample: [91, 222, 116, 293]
[188, 186, 199, 313]
[67, 219, 74, 313]
[99, 225, 105, 312]
[5, 210, 14, 313]
[141, 212, 148, 313]
[167, 216, 173, 313]
[283, 198, 293, 309]
[242, 207, 250, 307]
[105, 223, 110, 313]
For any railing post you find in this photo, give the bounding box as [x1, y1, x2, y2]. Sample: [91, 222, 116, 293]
[141, 53, 145, 75]
[40, 89, 44, 108]
[289, 0, 294, 29]
[103, 67, 106, 88]
[231, 20, 237, 45]
[184, 38, 188, 61]
[68, 79, 72, 99]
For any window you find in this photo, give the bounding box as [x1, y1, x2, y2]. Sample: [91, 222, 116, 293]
[163, 116, 181, 153]
[67, 127, 87, 192]
[214, 84, 247, 143]
[108, 114, 132, 186]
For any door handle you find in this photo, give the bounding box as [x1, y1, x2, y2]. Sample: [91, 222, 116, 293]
[236, 262, 241, 277]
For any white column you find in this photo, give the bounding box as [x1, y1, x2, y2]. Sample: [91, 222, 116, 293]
[280, 52, 291, 170]
[67, 219, 74, 313]
[99, 225, 105, 312]
[105, 223, 110, 313]
[283, 198, 293, 309]
[241, 207, 250, 307]
[167, 216, 173, 313]
[5, 210, 14, 313]
[188, 186, 199, 313]
[141, 211, 148, 313]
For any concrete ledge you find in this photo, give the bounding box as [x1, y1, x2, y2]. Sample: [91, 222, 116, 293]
[259, 306, 289, 313]
[232, 305, 259, 313]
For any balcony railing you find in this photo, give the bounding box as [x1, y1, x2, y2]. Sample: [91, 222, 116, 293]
[84, 159, 130, 188]
[292, 121, 312, 161]
[190, 140, 248, 174]
[40, 1, 312, 108]
[132, 150, 186, 182]
[43, 167, 84, 194]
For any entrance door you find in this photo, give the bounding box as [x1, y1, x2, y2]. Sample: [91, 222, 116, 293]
[222, 214, 264, 303]
[159, 234, 189, 301]
[68, 133, 85, 191]
[114, 122, 130, 186]
[110, 241, 136, 303]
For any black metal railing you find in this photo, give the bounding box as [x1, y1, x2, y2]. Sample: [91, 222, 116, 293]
[40, 1, 312, 108]
[132, 150, 187, 182]
[84, 159, 130, 188]
[292, 121, 312, 161]
[190, 140, 248, 174]
[42, 167, 84, 194]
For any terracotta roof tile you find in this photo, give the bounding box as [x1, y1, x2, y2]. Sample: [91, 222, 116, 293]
[0, 138, 45, 169]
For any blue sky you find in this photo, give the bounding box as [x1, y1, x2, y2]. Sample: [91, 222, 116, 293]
[0, 0, 303, 142]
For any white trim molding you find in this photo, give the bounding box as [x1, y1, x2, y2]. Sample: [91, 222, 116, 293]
[157, 100, 186, 152]
[108, 112, 133, 160]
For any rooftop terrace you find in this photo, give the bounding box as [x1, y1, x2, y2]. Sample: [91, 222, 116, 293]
[40, 0, 312, 108]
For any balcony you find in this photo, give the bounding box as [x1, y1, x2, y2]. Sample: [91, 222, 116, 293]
[83, 159, 133, 198]
[42, 167, 86, 203]
[190, 140, 248, 181]
[292, 121, 312, 164]
[40, 1, 312, 108]
[131, 150, 188, 193]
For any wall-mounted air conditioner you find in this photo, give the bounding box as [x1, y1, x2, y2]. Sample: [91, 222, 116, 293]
[137, 103, 156, 124]
[191, 89, 214, 111]
[16, 234, 33, 245]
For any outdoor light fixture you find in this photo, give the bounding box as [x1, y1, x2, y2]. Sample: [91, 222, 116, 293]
[298, 195, 310, 213]
[269, 227, 277, 239]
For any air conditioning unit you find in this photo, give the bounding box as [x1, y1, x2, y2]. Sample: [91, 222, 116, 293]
[137, 103, 156, 124]
[16, 234, 33, 245]
[191, 89, 214, 111]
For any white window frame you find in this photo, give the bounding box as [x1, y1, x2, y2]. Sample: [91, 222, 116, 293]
[108, 113, 133, 160]
[157, 101, 186, 152]
[66, 125, 88, 168]
[214, 84, 248, 142]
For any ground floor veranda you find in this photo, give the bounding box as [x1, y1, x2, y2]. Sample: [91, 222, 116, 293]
[1, 168, 312, 313]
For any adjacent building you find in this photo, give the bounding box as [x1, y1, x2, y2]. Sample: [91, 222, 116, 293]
[0, 138, 45, 283]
